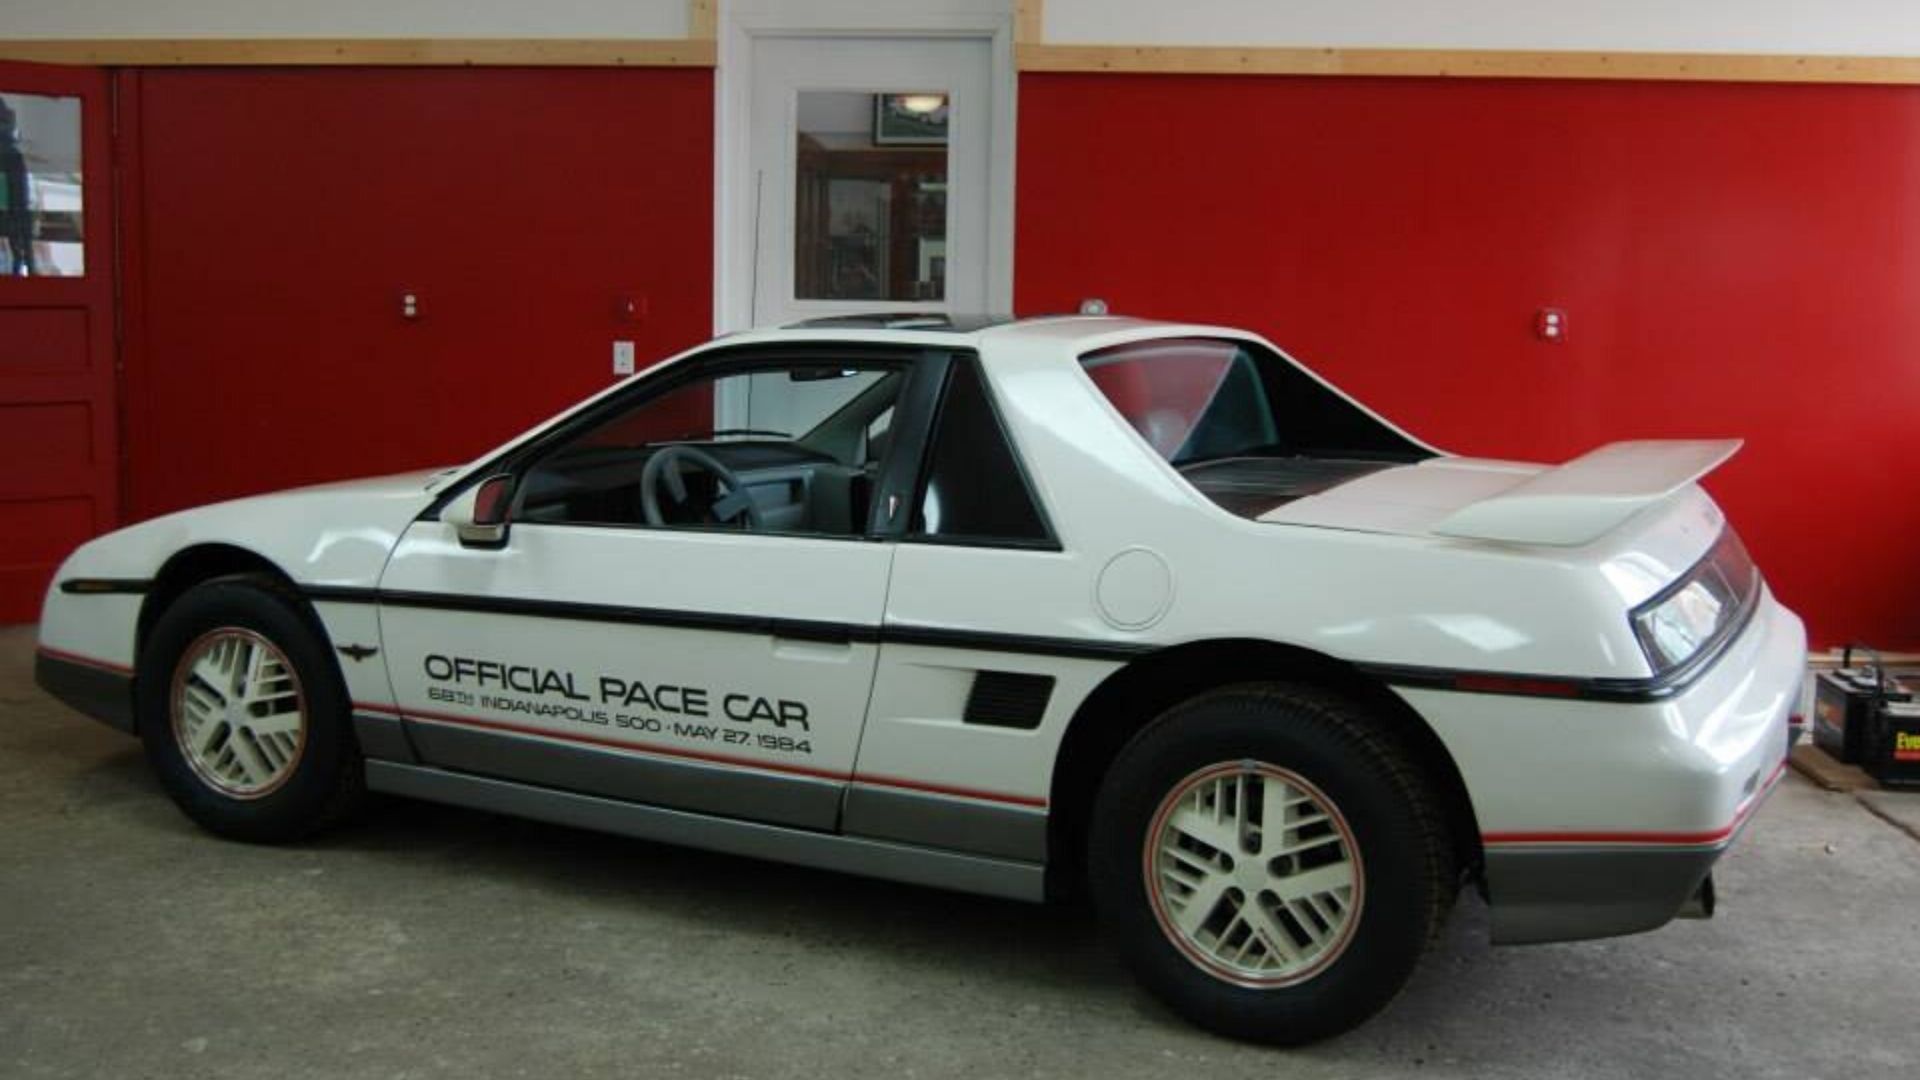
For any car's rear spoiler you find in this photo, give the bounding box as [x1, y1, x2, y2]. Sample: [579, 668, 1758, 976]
[1431, 439, 1742, 546]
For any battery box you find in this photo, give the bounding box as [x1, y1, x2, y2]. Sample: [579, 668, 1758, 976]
[1865, 700, 1920, 788]
[1812, 647, 1911, 764]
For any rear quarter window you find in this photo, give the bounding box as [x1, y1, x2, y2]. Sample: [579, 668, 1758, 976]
[1080, 338, 1430, 465]
[910, 357, 1053, 546]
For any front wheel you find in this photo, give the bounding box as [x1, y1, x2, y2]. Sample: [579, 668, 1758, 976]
[136, 577, 366, 842]
[1088, 685, 1455, 1044]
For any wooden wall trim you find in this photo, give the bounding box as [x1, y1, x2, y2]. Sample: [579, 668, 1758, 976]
[1016, 43, 1920, 85]
[1016, 1, 1044, 46]
[4, 12, 1916, 84]
[689, 1, 718, 41]
[0, 37, 717, 67]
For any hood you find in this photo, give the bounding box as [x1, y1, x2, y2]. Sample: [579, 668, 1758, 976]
[63, 468, 456, 591]
[288, 467, 457, 498]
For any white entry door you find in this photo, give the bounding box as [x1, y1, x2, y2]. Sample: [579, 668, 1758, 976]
[744, 35, 999, 327]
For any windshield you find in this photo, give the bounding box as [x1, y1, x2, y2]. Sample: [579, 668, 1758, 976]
[1079, 337, 1430, 466]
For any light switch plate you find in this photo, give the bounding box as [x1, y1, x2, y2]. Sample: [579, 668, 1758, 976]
[612, 340, 636, 375]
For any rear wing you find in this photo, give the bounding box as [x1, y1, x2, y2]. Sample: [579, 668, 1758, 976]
[1431, 439, 1742, 546]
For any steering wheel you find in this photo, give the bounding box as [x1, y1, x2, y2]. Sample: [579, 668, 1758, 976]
[640, 445, 764, 530]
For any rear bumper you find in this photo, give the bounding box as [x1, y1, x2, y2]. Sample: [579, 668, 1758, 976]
[1482, 760, 1782, 944]
[34, 647, 137, 735]
[1401, 587, 1805, 945]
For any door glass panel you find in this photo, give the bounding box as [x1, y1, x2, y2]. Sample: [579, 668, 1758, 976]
[794, 91, 947, 302]
[0, 93, 83, 277]
[519, 359, 905, 536]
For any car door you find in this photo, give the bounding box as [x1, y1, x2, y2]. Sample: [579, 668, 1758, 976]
[373, 344, 933, 831]
[848, 354, 1127, 865]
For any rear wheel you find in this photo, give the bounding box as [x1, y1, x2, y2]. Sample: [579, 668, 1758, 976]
[1088, 684, 1454, 1044]
[137, 577, 365, 842]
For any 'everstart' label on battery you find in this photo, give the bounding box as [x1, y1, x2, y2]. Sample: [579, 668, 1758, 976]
[1895, 731, 1920, 761]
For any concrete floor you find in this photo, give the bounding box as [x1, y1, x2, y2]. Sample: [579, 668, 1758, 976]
[4, 625, 1917, 1080]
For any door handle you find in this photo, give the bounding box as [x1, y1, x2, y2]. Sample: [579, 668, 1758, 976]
[768, 620, 853, 645]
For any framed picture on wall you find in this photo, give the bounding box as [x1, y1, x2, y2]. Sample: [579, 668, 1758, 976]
[873, 93, 949, 145]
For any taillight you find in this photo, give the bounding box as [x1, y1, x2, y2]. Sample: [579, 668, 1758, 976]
[1630, 529, 1761, 676]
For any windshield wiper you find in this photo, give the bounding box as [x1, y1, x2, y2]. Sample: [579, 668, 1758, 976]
[708, 428, 792, 439]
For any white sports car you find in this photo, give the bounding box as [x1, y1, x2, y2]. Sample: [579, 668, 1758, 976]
[36, 315, 1804, 1043]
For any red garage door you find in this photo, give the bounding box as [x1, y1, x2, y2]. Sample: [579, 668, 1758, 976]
[0, 62, 115, 622]
[116, 67, 714, 523]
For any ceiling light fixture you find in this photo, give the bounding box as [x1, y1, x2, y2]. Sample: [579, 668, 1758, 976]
[895, 93, 947, 115]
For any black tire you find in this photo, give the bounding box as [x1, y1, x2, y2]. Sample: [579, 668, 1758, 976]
[1088, 684, 1455, 1045]
[136, 576, 366, 842]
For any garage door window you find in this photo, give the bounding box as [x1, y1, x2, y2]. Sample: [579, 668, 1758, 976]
[910, 358, 1052, 547]
[0, 92, 83, 277]
[794, 91, 948, 302]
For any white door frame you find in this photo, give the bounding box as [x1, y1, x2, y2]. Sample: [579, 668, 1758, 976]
[714, 1, 1016, 332]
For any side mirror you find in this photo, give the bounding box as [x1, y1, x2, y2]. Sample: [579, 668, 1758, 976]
[445, 473, 515, 548]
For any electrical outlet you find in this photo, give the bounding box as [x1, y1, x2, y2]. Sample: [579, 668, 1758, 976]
[1535, 308, 1567, 343]
[612, 340, 636, 376]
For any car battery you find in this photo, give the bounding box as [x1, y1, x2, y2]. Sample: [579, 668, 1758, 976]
[1811, 645, 1911, 764]
[1865, 700, 1920, 788]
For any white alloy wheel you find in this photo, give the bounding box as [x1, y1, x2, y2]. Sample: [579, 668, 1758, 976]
[1143, 762, 1364, 987]
[169, 627, 308, 799]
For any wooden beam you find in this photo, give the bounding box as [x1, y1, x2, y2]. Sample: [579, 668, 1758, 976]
[8, 29, 1918, 85]
[1017, 43, 1920, 85]
[688, 1, 718, 41]
[1015, 1, 1044, 47]
[0, 37, 717, 67]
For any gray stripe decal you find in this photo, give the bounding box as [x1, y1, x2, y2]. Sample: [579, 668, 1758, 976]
[402, 715, 843, 831]
[841, 784, 1049, 863]
[365, 761, 1045, 902]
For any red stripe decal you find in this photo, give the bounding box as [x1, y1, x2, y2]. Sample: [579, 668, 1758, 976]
[851, 775, 1049, 809]
[353, 700, 1047, 808]
[1482, 760, 1787, 847]
[37, 645, 134, 677]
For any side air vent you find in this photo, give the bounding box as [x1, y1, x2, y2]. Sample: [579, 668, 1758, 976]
[963, 671, 1055, 730]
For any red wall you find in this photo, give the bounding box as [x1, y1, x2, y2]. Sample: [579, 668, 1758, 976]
[1016, 73, 1920, 650]
[120, 67, 713, 521]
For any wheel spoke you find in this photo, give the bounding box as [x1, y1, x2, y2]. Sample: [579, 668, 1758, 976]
[1166, 870, 1232, 936]
[190, 653, 234, 705]
[1269, 861, 1355, 905]
[239, 637, 267, 697]
[1242, 900, 1304, 966]
[227, 731, 274, 785]
[181, 680, 225, 721]
[1165, 786, 1239, 856]
[247, 707, 303, 738]
[1305, 890, 1344, 928]
[1269, 828, 1344, 860]
[197, 717, 230, 756]
[1238, 773, 1265, 855]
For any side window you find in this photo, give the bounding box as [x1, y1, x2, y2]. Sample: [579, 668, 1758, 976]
[910, 359, 1051, 545]
[516, 358, 902, 537]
